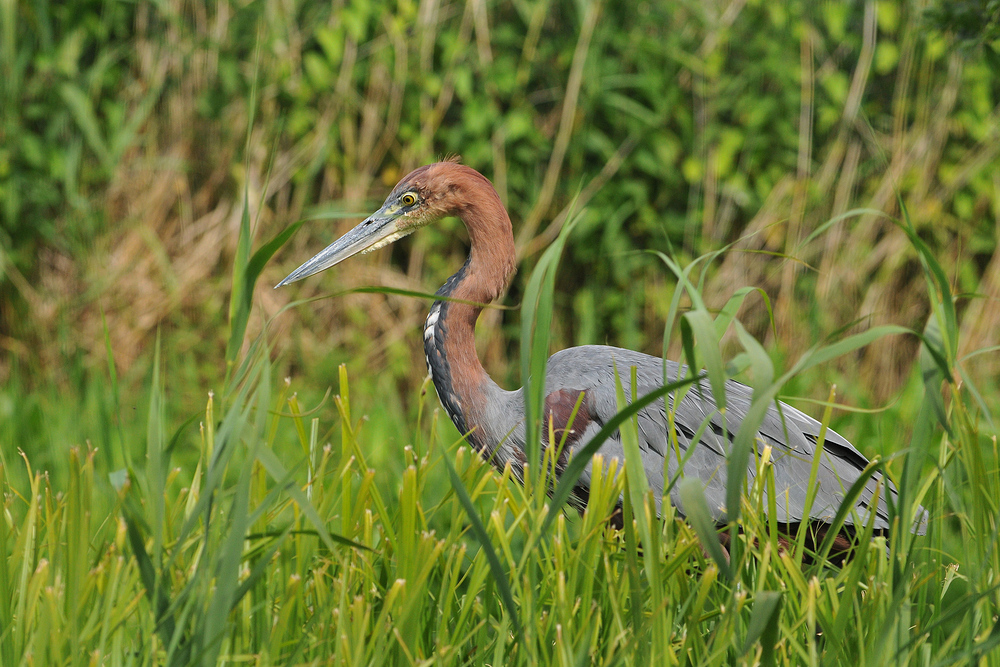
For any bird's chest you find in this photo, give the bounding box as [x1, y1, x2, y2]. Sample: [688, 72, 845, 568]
[422, 302, 469, 435]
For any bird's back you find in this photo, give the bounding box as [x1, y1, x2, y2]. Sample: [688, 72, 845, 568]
[528, 344, 923, 534]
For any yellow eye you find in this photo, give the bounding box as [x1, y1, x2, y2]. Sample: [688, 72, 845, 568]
[400, 192, 417, 207]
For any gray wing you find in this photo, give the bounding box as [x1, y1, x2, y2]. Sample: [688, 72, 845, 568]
[540, 345, 922, 533]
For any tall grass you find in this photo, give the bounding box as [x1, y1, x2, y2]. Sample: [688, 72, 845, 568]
[2, 1, 999, 664]
[2, 199, 998, 665]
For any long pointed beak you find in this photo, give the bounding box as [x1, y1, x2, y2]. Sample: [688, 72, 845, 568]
[275, 211, 404, 287]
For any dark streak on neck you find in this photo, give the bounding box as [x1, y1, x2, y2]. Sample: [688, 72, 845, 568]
[423, 257, 484, 450]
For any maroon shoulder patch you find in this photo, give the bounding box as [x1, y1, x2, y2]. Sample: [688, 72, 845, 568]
[543, 388, 593, 450]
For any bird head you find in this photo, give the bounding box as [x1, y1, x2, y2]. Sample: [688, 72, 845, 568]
[276, 160, 481, 287]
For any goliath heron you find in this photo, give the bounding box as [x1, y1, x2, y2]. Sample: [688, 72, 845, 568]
[278, 160, 925, 552]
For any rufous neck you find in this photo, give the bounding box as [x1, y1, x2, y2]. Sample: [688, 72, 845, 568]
[423, 180, 516, 451]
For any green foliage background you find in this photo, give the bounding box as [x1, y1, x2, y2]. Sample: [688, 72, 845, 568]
[0, 0, 999, 664]
[3, 0, 998, 403]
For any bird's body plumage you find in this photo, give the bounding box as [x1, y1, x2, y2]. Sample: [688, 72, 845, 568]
[280, 160, 924, 551]
[476, 344, 892, 531]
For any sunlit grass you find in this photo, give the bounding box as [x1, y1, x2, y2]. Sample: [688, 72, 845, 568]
[3, 3, 1000, 663]
[2, 205, 998, 665]
[2, 354, 997, 664]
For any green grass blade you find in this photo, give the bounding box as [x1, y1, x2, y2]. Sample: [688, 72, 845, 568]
[122, 502, 184, 661]
[812, 459, 882, 563]
[520, 209, 581, 488]
[440, 448, 524, 646]
[147, 331, 166, 566]
[713, 286, 767, 340]
[613, 364, 651, 544]
[681, 310, 727, 415]
[741, 591, 782, 660]
[254, 219, 306, 286]
[679, 477, 732, 579]
[253, 445, 370, 552]
[541, 374, 701, 536]
[919, 317, 953, 434]
[956, 364, 996, 431]
[225, 213, 309, 368]
[896, 202, 958, 364]
[789, 325, 912, 376]
[99, 304, 125, 471]
[0, 468, 12, 666]
[796, 207, 888, 249]
[226, 189, 253, 364]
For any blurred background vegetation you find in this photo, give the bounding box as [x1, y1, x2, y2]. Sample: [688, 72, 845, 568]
[1, 0, 998, 483]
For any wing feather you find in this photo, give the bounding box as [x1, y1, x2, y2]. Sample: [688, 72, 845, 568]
[536, 344, 918, 533]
